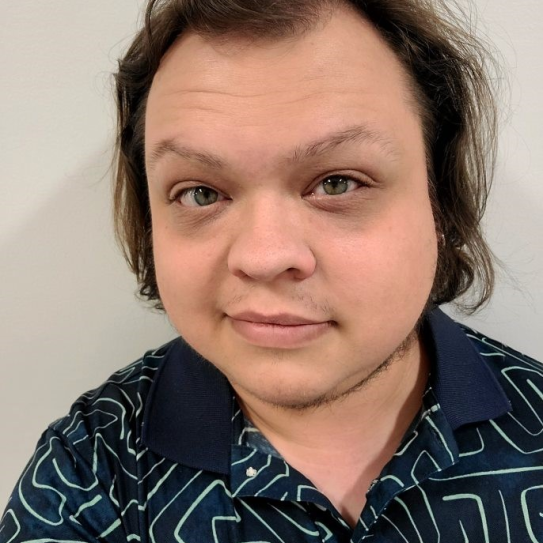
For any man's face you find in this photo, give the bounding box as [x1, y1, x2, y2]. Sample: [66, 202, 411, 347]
[145, 5, 438, 409]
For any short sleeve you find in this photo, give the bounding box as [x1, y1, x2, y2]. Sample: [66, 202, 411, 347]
[0, 426, 125, 543]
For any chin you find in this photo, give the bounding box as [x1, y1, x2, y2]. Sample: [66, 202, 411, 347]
[246, 386, 334, 411]
[233, 369, 367, 412]
[227, 368, 320, 406]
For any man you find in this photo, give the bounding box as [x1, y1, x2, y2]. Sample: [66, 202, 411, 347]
[1, 0, 541, 541]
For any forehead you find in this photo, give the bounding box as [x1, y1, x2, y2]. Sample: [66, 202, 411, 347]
[145, 4, 421, 167]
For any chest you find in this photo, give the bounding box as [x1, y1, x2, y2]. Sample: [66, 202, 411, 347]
[126, 459, 543, 543]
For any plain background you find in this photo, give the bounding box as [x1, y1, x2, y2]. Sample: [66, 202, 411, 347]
[1, 0, 542, 506]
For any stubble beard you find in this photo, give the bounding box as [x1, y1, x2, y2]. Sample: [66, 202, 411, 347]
[267, 326, 421, 412]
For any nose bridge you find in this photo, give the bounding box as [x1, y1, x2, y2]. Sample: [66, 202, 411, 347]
[227, 192, 315, 281]
[248, 191, 292, 239]
[239, 192, 299, 254]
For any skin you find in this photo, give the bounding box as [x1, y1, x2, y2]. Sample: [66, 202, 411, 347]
[145, 4, 438, 527]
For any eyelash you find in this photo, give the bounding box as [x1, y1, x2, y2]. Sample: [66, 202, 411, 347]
[171, 186, 227, 208]
[169, 173, 372, 208]
[308, 174, 369, 198]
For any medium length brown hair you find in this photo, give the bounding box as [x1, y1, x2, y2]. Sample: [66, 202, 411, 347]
[113, 0, 499, 313]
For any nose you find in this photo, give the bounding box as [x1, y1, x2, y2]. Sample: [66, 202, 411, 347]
[227, 197, 317, 282]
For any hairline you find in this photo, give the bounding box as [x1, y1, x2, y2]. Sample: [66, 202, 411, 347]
[143, 7, 431, 178]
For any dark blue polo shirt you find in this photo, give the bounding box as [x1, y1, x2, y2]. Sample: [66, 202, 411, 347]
[2, 307, 542, 542]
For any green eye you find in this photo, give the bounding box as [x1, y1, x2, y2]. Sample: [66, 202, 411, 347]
[321, 175, 356, 195]
[178, 186, 222, 207]
[193, 187, 219, 206]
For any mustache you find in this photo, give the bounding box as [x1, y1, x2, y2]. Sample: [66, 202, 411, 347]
[223, 288, 332, 316]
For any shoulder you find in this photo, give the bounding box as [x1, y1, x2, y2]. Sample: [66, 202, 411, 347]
[461, 325, 543, 388]
[0, 340, 179, 541]
[461, 325, 543, 445]
[47, 339, 177, 476]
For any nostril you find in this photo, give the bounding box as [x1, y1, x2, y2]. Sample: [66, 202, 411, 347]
[227, 246, 317, 282]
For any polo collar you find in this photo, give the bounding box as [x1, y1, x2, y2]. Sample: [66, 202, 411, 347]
[142, 339, 234, 474]
[142, 307, 511, 473]
[424, 307, 511, 429]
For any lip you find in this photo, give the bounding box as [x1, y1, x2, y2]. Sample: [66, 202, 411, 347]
[229, 311, 325, 326]
[227, 312, 333, 348]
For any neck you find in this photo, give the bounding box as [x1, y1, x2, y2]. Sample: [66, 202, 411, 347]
[237, 332, 428, 451]
[234, 332, 430, 527]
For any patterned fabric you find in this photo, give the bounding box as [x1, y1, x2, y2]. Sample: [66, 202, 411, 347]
[1, 307, 543, 543]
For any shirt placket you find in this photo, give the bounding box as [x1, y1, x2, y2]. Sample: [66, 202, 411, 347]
[351, 398, 460, 542]
[230, 443, 353, 542]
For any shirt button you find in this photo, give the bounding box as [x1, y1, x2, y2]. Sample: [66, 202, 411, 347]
[246, 467, 258, 477]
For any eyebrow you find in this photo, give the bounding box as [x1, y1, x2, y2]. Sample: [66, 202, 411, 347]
[146, 123, 399, 173]
[147, 141, 226, 172]
[290, 124, 399, 163]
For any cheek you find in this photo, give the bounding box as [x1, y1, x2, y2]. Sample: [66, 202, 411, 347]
[152, 222, 217, 312]
[326, 196, 438, 307]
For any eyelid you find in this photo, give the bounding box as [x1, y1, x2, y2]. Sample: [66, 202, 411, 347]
[168, 181, 210, 200]
[167, 170, 374, 203]
[306, 172, 374, 196]
[169, 182, 227, 207]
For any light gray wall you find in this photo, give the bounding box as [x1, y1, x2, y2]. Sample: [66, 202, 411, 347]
[1, 0, 541, 505]
[443, 0, 543, 348]
[0, 1, 176, 502]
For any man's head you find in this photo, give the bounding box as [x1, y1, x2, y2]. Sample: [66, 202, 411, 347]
[114, 0, 497, 315]
[113, 0, 498, 407]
